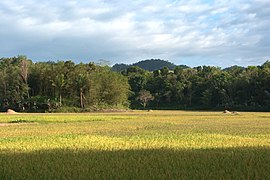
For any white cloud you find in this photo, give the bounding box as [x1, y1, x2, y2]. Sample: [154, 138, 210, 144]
[0, 0, 269, 67]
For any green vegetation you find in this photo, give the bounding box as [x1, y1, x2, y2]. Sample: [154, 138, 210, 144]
[1, 56, 270, 112]
[0, 56, 130, 112]
[123, 60, 270, 111]
[0, 111, 269, 179]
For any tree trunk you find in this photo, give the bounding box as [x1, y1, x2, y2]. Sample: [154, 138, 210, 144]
[80, 88, 85, 109]
[143, 99, 146, 109]
[59, 94, 62, 107]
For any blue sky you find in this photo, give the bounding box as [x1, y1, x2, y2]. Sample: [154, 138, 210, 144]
[0, 0, 269, 67]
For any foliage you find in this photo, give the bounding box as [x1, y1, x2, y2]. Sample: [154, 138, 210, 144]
[0, 56, 130, 112]
[137, 89, 154, 108]
[122, 61, 270, 111]
[1, 56, 270, 111]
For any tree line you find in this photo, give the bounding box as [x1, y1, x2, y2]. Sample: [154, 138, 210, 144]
[123, 61, 270, 111]
[1, 56, 270, 112]
[0, 56, 129, 112]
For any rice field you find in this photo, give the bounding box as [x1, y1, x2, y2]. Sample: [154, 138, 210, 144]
[0, 110, 269, 179]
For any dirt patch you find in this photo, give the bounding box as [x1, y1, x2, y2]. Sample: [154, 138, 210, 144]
[99, 109, 133, 113]
[223, 110, 232, 114]
[0, 123, 16, 127]
[232, 111, 240, 115]
[0, 122, 37, 127]
[6, 109, 19, 114]
[223, 110, 240, 115]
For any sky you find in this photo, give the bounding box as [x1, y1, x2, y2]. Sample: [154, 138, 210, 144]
[0, 0, 269, 67]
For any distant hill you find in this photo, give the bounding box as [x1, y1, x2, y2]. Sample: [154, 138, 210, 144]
[223, 65, 245, 75]
[111, 63, 129, 71]
[112, 59, 186, 71]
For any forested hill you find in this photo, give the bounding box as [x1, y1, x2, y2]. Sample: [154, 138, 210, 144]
[112, 59, 188, 71]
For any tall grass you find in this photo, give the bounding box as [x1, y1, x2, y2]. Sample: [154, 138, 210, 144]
[0, 111, 269, 179]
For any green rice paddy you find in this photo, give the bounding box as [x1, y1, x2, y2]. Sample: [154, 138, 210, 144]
[0, 111, 269, 179]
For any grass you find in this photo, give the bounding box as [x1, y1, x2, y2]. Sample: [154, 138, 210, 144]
[0, 110, 269, 179]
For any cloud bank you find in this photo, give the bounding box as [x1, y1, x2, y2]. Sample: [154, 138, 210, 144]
[0, 0, 269, 67]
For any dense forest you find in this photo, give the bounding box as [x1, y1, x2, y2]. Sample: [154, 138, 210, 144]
[1, 56, 270, 112]
[0, 56, 129, 112]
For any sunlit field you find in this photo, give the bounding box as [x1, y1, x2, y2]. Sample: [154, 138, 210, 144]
[0, 111, 269, 179]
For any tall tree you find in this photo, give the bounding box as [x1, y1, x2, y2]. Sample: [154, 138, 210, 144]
[51, 74, 66, 107]
[18, 56, 31, 99]
[76, 73, 88, 109]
